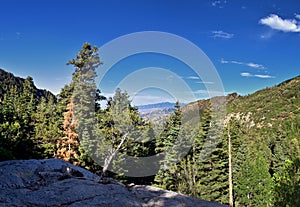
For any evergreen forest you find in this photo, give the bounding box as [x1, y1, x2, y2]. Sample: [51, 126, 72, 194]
[0, 43, 299, 207]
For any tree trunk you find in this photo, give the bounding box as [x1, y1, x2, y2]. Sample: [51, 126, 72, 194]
[100, 133, 128, 179]
[228, 122, 234, 207]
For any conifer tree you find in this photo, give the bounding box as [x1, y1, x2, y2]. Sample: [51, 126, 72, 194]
[154, 101, 182, 191]
[0, 86, 20, 160]
[194, 105, 229, 203]
[0, 78, 38, 159]
[97, 88, 148, 178]
[236, 150, 273, 207]
[69, 43, 103, 167]
[34, 96, 61, 158]
[273, 157, 300, 207]
[55, 99, 80, 165]
[174, 126, 197, 196]
[20, 77, 37, 142]
[56, 43, 103, 168]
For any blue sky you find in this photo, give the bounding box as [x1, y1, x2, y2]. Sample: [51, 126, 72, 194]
[1, 0, 300, 105]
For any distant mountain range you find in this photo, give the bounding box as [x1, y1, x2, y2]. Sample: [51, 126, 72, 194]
[138, 102, 186, 123]
[138, 102, 186, 110]
[141, 73, 300, 128]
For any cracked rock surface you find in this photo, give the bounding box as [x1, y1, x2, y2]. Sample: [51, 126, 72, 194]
[0, 159, 228, 207]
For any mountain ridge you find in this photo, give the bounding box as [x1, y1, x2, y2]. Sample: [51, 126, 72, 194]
[0, 68, 56, 102]
[138, 102, 186, 110]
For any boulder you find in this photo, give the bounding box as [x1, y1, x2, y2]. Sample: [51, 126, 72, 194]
[0, 159, 228, 207]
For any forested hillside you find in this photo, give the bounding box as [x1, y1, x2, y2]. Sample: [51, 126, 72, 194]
[0, 69, 60, 160]
[0, 43, 299, 207]
[178, 75, 300, 206]
[0, 68, 55, 102]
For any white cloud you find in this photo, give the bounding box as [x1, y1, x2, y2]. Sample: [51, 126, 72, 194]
[220, 59, 229, 64]
[182, 76, 214, 84]
[260, 30, 275, 39]
[221, 59, 265, 69]
[246, 62, 264, 69]
[211, 30, 234, 39]
[211, 0, 227, 8]
[259, 14, 300, 32]
[296, 14, 300, 20]
[231, 60, 243, 65]
[254, 74, 275, 79]
[240, 72, 275, 79]
[196, 81, 215, 85]
[241, 72, 252, 77]
[194, 90, 224, 96]
[185, 76, 200, 80]
[212, 0, 221, 7]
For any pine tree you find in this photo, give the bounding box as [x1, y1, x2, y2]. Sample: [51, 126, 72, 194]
[179, 106, 212, 197]
[0, 87, 19, 160]
[56, 43, 103, 168]
[225, 113, 258, 206]
[154, 101, 182, 191]
[0, 78, 38, 159]
[175, 126, 198, 196]
[55, 99, 80, 165]
[273, 157, 300, 207]
[69, 43, 102, 167]
[194, 105, 229, 203]
[34, 96, 61, 158]
[18, 77, 38, 158]
[97, 88, 149, 178]
[235, 150, 273, 207]
[20, 77, 37, 136]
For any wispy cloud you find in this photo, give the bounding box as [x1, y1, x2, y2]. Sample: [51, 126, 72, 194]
[211, 0, 227, 8]
[254, 74, 275, 79]
[246, 62, 264, 69]
[296, 14, 300, 20]
[260, 30, 275, 39]
[211, 30, 234, 39]
[194, 89, 224, 96]
[221, 58, 265, 69]
[16, 32, 22, 39]
[259, 14, 300, 33]
[212, 0, 220, 7]
[182, 76, 214, 84]
[184, 76, 200, 80]
[240, 72, 252, 77]
[196, 81, 215, 85]
[240, 72, 275, 79]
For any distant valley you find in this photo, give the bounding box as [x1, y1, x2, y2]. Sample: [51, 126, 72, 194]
[138, 102, 186, 123]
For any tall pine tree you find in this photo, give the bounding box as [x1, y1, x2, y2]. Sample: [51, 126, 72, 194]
[154, 101, 182, 191]
[55, 99, 80, 165]
[34, 96, 61, 158]
[56, 42, 103, 167]
[97, 88, 149, 179]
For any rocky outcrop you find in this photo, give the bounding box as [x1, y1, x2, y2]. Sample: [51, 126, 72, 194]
[0, 159, 228, 207]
